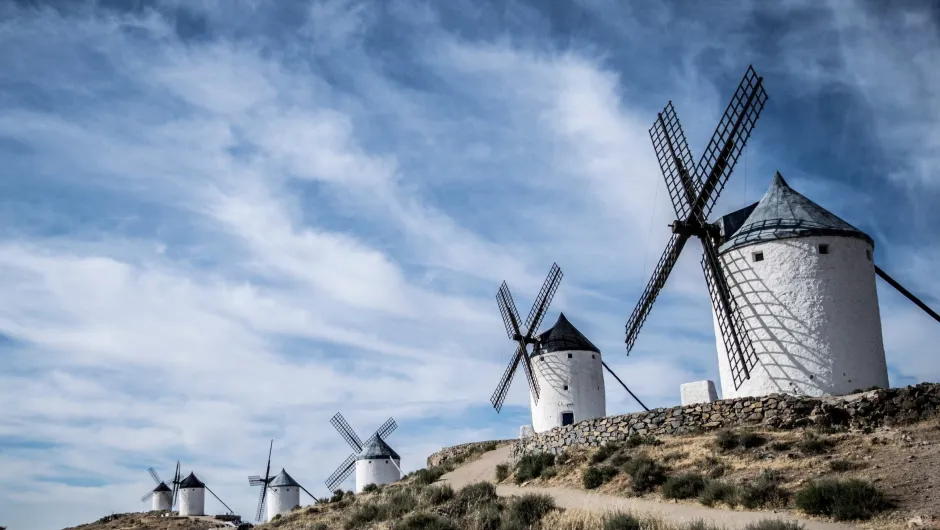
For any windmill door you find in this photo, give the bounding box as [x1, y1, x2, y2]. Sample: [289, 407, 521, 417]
[561, 412, 574, 426]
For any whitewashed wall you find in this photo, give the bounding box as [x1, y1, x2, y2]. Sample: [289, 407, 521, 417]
[267, 486, 300, 520]
[529, 349, 606, 433]
[151, 491, 171, 512]
[354, 458, 401, 493]
[714, 235, 888, 399]
[179, 487, 205, 516]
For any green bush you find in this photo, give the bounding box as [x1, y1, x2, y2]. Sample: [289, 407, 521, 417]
[583, 466, 604, 489]
[507, 493, 555, 527]
[715, 430, 739, 451]
[828, 460, 856, 472]
[623, 454, 666, 493]
[610, 452, 632, 467]
[661, 473, 707, 500]
[739, 431, 768, 449]
[743, 521, 805, 530]
[795, 479, 890, 521]
[769, 441, 792, 452]
[310, 523, 330, 530]
[699, 456, 726, 479]
[466, 503, 502, 530]
[541, 465, 558, 479]
[391, 511, 458, 530]
[482, 441, 499, 451]
[715, 429, 766, 451]
[330, 489, 345, 503]
[362, 483, 379, 493]
[423, 484, 454, 505]
[456, 481, 498, 507]
[699, 480, 738, 507]
[344, 503, 380, 529]
[738, 470, 789, 509]
[381, 489, 419, 519]
[495, 463, 509, 482]
[514, 452, 555, 484]
[591, 443, 620, 464]
[555, 451, 571, 465]
[624, 435, 663, 448]
[602, 512, 642, 530]
[413, 466, 448, 485]
[797, 432, 834, 455]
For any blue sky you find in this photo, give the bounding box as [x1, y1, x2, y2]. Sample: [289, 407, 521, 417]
[1, 0, 939, 527]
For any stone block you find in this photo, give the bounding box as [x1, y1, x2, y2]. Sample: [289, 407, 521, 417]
[681, 380, 719, 406]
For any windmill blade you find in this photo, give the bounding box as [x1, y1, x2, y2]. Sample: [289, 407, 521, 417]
[171, 461, 181, 509]
[690, 66, 768, 222]
[330, 413, 364, 452]
[519, 346, 541, 403]
[299, 484, 320, 502]
[625, 233, 691, 352]
[875, 265, 940, 324]
[325, 454, 356, 492]
[601, 361, 649, 411]
[205, 485, 235, 515]
[700, 240, 759, 390]
[248, 475, 266, 486]
[255, 484, 268, 522]
[141, 490, 155, 502]
[264, 439, 274, 483]
[148, 467, 161, 485]
[523, 263, 563, 336]
[371, 417, 398, 441]
[489, 344, 524, 412]
[497, 281, 524, 340]
[650, 101, 699, 219]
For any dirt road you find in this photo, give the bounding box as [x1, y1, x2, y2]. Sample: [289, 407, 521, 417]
[440, 446, 861, 530]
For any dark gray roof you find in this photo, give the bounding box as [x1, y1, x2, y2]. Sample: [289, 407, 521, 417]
[180, 472, 205, 489]
[356, 435, 400, 461]
[533, 313, 600, 356]
[153, 482, 172, 493]
[269, 469, 301, 487]
[717, 172, 873, 253]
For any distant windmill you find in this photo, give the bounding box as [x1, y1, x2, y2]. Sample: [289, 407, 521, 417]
[249, 440, 319, 522]
[491, 263, 648, 433]
[139, 463, 180, 512]
[178, 471, 236, 517]
[325, 413, 401, 493]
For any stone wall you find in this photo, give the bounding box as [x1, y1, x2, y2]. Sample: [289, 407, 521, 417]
[426, 439, 515, 468]
[510, 383, 940, 460]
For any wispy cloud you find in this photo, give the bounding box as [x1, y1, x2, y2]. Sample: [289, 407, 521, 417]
[1, 1, 938, 528]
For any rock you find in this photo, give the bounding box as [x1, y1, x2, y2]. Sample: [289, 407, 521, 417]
[907, 515, 925, 528]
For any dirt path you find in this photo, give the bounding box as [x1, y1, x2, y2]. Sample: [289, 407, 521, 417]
[440, 446, 861, 530]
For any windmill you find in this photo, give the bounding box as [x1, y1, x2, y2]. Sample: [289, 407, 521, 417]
[490, 263, 649, 433]
[249, 439, 319, 522]
[178, 471, 236, 517]
[140, 463, 180, 512]
[325, 413, 401, 493]
[624, 65, 768, 393]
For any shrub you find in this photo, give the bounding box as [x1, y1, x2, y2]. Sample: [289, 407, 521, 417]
[602, 512, 642, 530]
[591, 443, 619, 464]
[797, 432, 834, 455]
[624, 435, 662, 448]
[715, 430, 739, 451]
[743, 521, 806, 530]
[507, 493, 555, 526]
[769, 441, 792, 452]
[482, 441, 499, 451]
[828, 460, 856, 472]
[715, 429, 766, 451]
[541, 466, 558, 479]
[739, 431, 768, 449]
[661, 473, 707, 500]
[362, 483, 379, 493]
[423, 484, 454, 505]
[344, 503, 380, 529]
[514, 452, 555, 484]
[456, 481, 497, 507]
[600, 465, 619, 481]
[382, 489, 419, 519]
[623, 454, 667, 493]
[698, 456, 726, 479]
[414, 466, 448, 485]
[555, 451, 572, 465]
[738, 470, 789, 509]
[495, 463, 509, 482]
[466, 503, 502, 530]
[583, 466, 604, 489]
[610, 452, 632, 467]
[330, 489, 345, 502]
[795, 479, 890, 521]
[699, 480, 738, 507]
[392, 511, 458, 530]
[310, 524, 330, 530]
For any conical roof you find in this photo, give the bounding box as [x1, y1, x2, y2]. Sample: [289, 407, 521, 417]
[718, 172, 873, 253]
[269, 468, 301, 487]
[153, 481, 172, 493]
[179, 472, 205, 489]
[356, 435, 400, 461]
[534, 313, 600, 355]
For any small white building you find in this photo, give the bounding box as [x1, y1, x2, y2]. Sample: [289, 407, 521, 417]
[178, 472, 206, 516]
[529, 313, 606, 433]
[150, 482, 172, 512]
[712, 173, 889, 399]
[267, 469, 301, 520]
[354, 435, 401, 493]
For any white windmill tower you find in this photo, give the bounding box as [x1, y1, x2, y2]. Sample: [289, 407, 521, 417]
[623, 66, 940, 403]
[139, 463, 180, 512]
[178, 471, 236, 517]
[249, 440, 319, 522]
[490, 263, 648, 434]
[325, 413, 401, 494]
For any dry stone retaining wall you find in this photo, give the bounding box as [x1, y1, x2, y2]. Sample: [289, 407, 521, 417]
[510, 383, 940, 460]
[426, 439, 515, 468]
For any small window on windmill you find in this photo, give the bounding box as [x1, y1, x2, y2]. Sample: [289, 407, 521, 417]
[866, 249, 872, 261]
[563, 385, 568, 390]
[567, 353, 572, 359]
[752, 251, 764, 262]
[592, 354, 595, 359]
[818, 244, 830, 255]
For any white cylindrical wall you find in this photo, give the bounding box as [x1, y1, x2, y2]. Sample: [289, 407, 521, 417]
[528, 349, 606, 433]
[179, 488, 205, 516]
[267, 486, 300, 520]
[354, 458, 401, 493]
[152, 491, 172, 512]
[713, 235, 888, 400]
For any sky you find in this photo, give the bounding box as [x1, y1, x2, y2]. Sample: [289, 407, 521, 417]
[1, 0, 939, 528]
